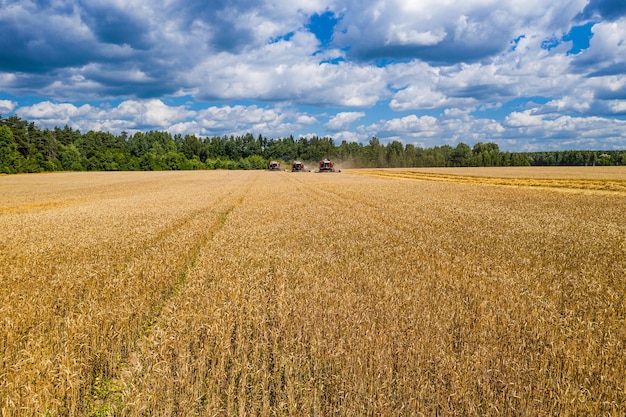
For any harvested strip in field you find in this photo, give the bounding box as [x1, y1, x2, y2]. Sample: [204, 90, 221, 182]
[347, 168, 626, 193]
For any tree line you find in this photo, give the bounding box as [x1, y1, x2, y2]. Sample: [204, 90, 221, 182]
[1, 114, 625, 174]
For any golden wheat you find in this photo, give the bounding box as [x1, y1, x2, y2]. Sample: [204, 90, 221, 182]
[1, 168, 624, 416]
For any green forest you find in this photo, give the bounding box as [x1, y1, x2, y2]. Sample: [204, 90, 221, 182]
[1, 114, 625, 174]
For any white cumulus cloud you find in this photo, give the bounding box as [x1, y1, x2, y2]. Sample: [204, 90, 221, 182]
[326, 112, 365, 130]
[0, 100, 16, 114]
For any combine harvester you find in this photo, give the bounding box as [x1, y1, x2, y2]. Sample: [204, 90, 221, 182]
[268, 160, 281, 171]
[317, 158, 340, 173]
[291, 160, 310, 172]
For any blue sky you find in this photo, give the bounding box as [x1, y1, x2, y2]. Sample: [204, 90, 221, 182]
[1, 0, 625, 151]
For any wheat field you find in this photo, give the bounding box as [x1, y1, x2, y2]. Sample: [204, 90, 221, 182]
[1, 168, 625, 416]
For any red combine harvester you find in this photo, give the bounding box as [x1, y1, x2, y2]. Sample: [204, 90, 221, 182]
[317, 158, 339, 172]
[291, 160, 309, 172]
[268, 160, 281, 171]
